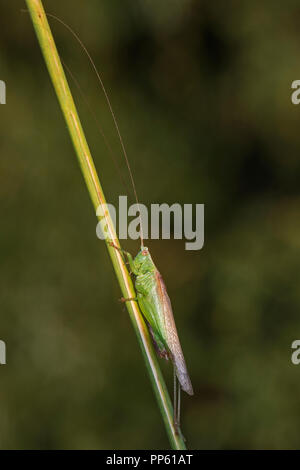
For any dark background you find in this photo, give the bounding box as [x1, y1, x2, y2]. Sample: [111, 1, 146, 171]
[1, 0, 300, 449]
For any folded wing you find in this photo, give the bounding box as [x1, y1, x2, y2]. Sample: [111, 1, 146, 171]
[155, 271, 194, 395]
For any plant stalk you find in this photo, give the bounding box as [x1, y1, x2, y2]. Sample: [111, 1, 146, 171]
[25, 0, 186, 449]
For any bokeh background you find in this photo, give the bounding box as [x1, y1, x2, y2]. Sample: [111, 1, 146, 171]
[1, 0, 300, 449]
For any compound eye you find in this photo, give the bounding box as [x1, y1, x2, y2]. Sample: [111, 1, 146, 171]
[142, 249, 148, 256]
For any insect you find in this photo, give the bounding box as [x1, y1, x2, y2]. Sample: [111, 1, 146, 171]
[45, 11, 193, 431]
[127, 245, 194, 399]
[110, 242, 194, 432]
[110, 241, 193, 431]
[116, 244, 193, 393]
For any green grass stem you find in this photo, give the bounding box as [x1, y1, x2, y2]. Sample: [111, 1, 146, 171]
[25, 0, 186, 450]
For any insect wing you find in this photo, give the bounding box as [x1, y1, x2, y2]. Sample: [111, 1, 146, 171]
[155, 271, 194, 395]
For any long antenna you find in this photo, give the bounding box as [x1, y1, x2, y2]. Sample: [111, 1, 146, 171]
[61, 58, 131, 197]
[46, 13, 145, 246]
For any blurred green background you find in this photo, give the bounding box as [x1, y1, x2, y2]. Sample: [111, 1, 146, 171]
[1, 0, 300, 449]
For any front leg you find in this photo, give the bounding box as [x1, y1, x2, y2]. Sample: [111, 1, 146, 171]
[109, 242, 138, 275]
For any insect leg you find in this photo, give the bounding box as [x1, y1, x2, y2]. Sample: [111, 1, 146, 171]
[177, 380, 181, 428]
[173, 369, 184, 437]
[173, 366, 178, 433]
[108, 242, 137, 275]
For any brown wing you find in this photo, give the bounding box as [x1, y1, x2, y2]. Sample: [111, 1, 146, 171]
[155, 271, 194, 395]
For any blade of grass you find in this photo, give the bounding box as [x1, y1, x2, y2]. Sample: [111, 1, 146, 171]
[25, 0, 187, 449]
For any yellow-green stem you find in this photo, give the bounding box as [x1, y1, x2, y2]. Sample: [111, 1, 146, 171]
[25, 0, 186, 450]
